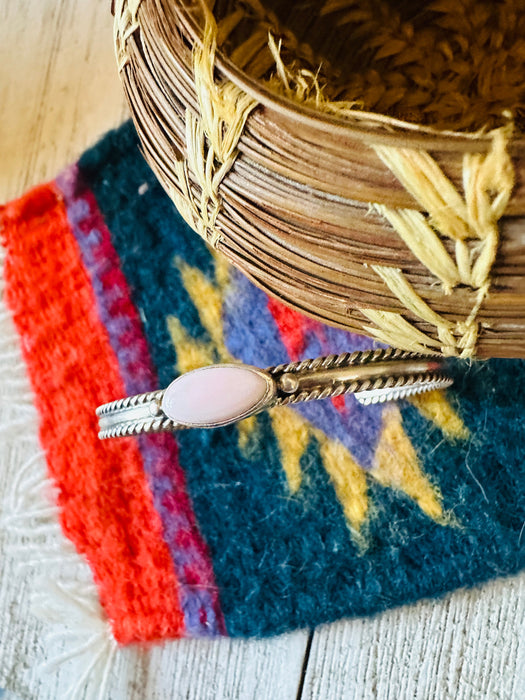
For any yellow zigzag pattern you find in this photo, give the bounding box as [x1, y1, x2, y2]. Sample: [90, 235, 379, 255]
[167, 256, 257, 452]
[168, 257, 469, 545]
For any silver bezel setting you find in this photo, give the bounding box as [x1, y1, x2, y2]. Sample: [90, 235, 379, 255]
[160, 364, 277, 429]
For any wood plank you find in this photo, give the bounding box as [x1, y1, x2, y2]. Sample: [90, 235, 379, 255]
[136, 633, 309, 700]
[0, 0, 128, 203]
[302, 575, 525, 700]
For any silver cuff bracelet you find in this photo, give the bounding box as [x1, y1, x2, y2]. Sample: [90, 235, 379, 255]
[96, 347, 452, 440]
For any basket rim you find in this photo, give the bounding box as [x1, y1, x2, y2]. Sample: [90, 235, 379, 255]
[173, 0, 525, 154]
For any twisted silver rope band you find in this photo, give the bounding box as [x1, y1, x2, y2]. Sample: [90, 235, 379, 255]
[97, 348, 451, 439]
[97, 390, 177, 439]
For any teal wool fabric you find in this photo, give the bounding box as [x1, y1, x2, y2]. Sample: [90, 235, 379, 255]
[72, 122, 525, 637]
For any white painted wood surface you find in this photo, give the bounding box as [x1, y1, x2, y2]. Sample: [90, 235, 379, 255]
[0, 2, 523, 699]
[304, 577, 525, 700]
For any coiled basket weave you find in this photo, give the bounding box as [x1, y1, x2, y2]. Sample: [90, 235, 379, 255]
[113, 0, 525, 359]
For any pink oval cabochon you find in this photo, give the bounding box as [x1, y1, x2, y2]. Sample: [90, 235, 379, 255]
[161, 365, 270, 427]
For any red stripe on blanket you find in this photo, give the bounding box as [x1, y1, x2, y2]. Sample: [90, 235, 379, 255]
[1, 184, 185, 644]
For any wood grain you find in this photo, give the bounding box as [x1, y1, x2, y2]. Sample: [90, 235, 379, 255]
[303, 577, 525, 700]
[0, 0, 128, 203]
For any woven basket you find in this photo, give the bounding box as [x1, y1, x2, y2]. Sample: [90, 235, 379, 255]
[113, 0, 525, 358]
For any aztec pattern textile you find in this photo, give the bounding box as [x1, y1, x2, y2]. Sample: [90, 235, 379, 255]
[1, 121, 524, 644]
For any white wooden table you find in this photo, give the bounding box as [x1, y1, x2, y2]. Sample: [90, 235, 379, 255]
[0, 2, 523, 698]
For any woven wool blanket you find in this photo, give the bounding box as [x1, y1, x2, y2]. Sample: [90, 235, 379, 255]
[0, 122, 524, 681]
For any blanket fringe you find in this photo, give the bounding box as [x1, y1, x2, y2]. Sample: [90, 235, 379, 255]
[0, 241, 119, 700]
